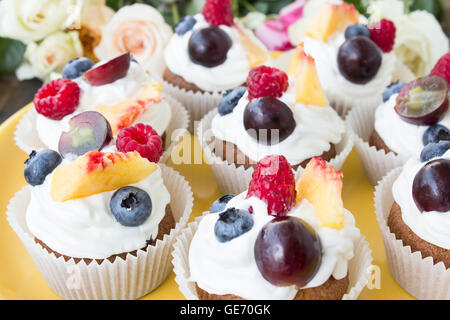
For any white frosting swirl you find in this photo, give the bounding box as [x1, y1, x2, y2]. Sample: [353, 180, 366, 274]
[211, 85, 345, 166]
[164, 14, 265, 92]
[392, 150, 450, 250]
[303, 33, 396, 105]
[26, 164, 170, 259]
[374, 93, 450, 158]
[189, 192, 360, 299]
[35, 62, 171, 151]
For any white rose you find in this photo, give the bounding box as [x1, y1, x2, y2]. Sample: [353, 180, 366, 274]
[368, 0, 449, 76]
[94, 3, 173, 78]
[16, 31, 83, 81]
[0, 0, 83, 44]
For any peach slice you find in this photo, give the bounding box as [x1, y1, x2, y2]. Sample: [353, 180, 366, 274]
[234, 23, 269, 68]
[305, 2, 359, 42]
[96, 81, 163, 135]
[289, 45, 328, 107]
[296, 157, 345, 230]
[50, 151, 157, 202]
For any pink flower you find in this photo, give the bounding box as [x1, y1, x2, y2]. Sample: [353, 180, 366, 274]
[254, 0, 306, 51]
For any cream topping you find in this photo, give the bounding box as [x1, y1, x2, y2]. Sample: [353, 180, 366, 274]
[26, 164, 170, 259]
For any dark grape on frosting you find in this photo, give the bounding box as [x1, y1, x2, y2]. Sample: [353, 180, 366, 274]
[188, 26, 232, 68]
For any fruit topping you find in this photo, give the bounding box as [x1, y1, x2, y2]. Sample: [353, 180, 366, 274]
[62, 57, 94, 80]
[412, 159, 450, 213]
[218, 86, 247, 116]
[247, 66, 289, 100]
[289, 45, 328, 106]
[34, 79, 80, 120]
[24, 150, 62, 186]
[58, 111, 113, 158]
[430, 53, 450, 85]
[395, 76, 449, 126]
[244, 97, 296, 145]
[234, 22, 269, 68]
[210, 194, 235, 213]
[175, 16, 197, 36]
[304, 2, 359, 42]
[344, 24, 370, 40]
[422, 124, 450, 146]
[96, 81, 163, 135]
[116, 123, 163, 163]
[188, 26, 232, 68]
[296, 158, 345, 229]
[110, 186, 152, 227]
[83, 53, 131, 86]
[368, 19, 396, 53]
[337, 36, 382, 84]
[214, 208, 254, 242]
[420, 141, 450, 162]
[246, 155, 296, 217]
[254, 216, 321, 287]
[50, 151, 157, 202]
[202, 0, 234, 27]
[382, 81, 406, 103]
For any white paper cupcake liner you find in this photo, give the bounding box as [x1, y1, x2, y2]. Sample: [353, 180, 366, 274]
[161, 79, 224, 132]
[197, 108, 354, 195]
[345, 103, 407, 185]
[14, 95, 189, 164]
[374, 168, 450, 300]
[6, 165, 193, 300]
[172, 216, 373, 300]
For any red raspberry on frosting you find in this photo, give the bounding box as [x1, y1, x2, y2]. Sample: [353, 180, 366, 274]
[116, 123, 163, 163]
[202, 0, 234, 27]
[430, 53, 450, 85]
[247, 66, 289, 100]
[33, 79, 80, 120]
[368, 18, 396, 53]
[246, 155, 296, 217]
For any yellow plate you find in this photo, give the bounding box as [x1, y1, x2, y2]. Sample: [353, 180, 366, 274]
[0, 104, 414, 300]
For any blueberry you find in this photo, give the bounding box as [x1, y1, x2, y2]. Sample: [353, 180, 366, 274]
[422, 124, 450, 146]
[382, 81, 406, 102]
[62, 57, 94, 79]
[214, 208, 253, 242]
[218, 86, 247, 116]
[210, 194, 235, 213]
[24, 150, 62, 186]
[109, 186, 152, 227]
[175, 16, 197, 36]
[420, 141, 450, 162]
[345, 24, 370, 40]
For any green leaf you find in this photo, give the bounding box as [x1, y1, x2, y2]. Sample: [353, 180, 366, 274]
[0, 37, 26, 76]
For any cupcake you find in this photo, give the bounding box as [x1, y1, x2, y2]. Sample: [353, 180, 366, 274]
[198, 48, 353, 194]
[374, 148, 449, 299]
[301, 1, 398, 116]
[15, 53, 188, 163]
[162, 0, 270, 125]
[347, 57, 450, 184]
[173, 156, 372, 300]
[6, 149, 193, 299]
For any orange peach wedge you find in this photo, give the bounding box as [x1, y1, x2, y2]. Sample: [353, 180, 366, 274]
[234, 23, 269, 68]
[289, 45, 328, 106]
[96, 81, 163, 135]
[305, 2, 359, 42]
[296, 157, 345, 230]
[50, 151, 157, 202]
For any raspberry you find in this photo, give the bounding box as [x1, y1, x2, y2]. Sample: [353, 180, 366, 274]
[368, 19, 396, 53]
[430, 53, 450, 85]
[202, 0, 234, 27]
[116, 123, 163, 163]
[246, 155, 296, 217]
[33, 79, 80, 120]
[247, 66, 289, 100]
